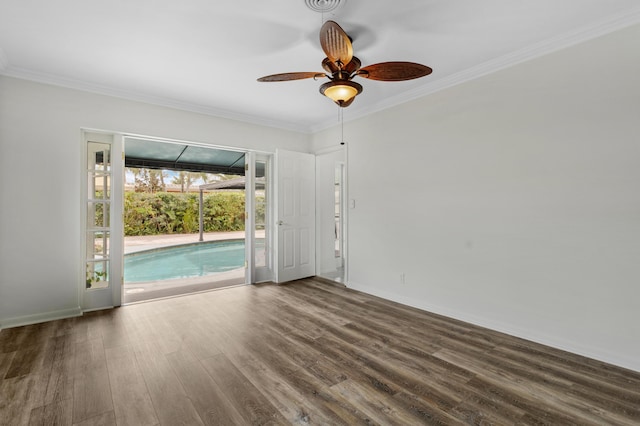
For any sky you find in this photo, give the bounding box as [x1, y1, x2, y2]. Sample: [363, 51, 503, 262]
[125, 169, 223, 188]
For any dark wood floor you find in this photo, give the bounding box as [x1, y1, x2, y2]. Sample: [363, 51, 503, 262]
[1, 278, 639, 425]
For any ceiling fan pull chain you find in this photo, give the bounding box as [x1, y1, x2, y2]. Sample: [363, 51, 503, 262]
[340, 108, 345, 145]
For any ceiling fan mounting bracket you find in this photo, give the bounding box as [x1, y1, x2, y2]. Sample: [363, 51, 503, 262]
[304, 0, 346, 13]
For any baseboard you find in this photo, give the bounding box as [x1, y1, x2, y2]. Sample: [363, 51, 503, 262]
[82, 306, 114, 313]
[0, 307, 83, 330]
[313, 275, 347, 288]
[347, 281, 640, 374]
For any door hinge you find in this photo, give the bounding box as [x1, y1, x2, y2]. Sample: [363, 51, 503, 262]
[245, 163, 249, 171]
[244, 261, 248, 268]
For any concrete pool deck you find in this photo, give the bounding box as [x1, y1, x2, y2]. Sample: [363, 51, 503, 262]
[124, 231, 247, 253]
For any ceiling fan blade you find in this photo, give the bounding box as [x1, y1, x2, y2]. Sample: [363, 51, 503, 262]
[257, 72, 326, 82]
[358, 62, 433, 81]
[320, 20, 353, 66]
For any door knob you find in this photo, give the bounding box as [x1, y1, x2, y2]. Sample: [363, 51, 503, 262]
[277, 220, 284, 226]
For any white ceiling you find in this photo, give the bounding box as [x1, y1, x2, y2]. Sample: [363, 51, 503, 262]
[1, 1, 639, 133]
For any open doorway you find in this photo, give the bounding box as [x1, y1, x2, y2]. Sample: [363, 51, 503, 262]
[122, 137, 250, 303]
[315, 148, 346, 284]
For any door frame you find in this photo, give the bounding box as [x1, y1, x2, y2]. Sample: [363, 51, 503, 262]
[81, 131, 279, 311]
[314, 146, 348, 284]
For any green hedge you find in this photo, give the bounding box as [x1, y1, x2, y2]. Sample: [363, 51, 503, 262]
[124, 192, 261, 236]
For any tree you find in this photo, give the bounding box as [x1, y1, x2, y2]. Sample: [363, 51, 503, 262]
[148, 170, 166, 192]
[158, 169, 166, 189]
[131, 168, 165, 193]
[172, 171, 200, 193]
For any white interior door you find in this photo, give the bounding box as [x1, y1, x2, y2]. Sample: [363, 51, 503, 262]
[275, 149, 315, 283]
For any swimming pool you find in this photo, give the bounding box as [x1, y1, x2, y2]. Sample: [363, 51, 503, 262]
[124, 239, 246, 283]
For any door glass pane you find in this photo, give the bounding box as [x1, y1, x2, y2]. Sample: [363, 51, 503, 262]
[255, 160, 267, 267]
[88, 143, 111, 172]
[255, 205, 266, 227]
[88, 231, 110, 259]
[88, 202, 110, 228]
[86, 261, 109, 289]
[89, 173, 111, 199]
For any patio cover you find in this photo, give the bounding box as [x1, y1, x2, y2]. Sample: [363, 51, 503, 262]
[124, 137, 246, 175]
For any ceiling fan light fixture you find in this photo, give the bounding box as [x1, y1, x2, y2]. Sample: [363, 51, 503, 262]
[320, 80, 363, 107]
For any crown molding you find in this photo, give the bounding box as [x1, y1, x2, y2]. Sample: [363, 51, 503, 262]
[309, 6, 640, 133]
[0, 66, 312, 134]
[2, 6, 639, 135]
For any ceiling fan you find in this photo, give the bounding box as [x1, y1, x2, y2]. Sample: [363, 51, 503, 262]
[257, 20, 433, 107]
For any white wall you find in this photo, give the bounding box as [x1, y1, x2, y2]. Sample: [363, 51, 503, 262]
[314, 24, 640, 372]
[0, 76, 311, 327]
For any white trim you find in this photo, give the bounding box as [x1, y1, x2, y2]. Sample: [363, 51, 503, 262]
[0, 307, 83, 330]
[309, 7, 640, 133]
[0, 66, 310, 134]
[82, 306, 114, 314]
[346, 281, 640, 374]
[343, 145, 349, 285]
[245, 152, 256, 284]
[111, 134, 124, 307]
[2, 8, 638, 135]
[79, 130, 88, 309]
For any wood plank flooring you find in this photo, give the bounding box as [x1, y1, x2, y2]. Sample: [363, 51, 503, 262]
[1, 278, 639, 425]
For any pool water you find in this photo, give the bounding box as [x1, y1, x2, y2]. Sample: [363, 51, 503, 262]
[124, 239, 245, 283]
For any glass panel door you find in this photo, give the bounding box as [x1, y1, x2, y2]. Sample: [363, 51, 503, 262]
[255, 159, 268, 269]
[82, 131, 123, 310]
[247, 153, 272, 283]
[86, 142, 112, 290]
